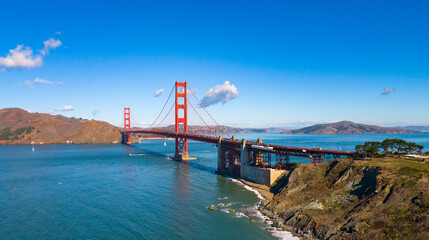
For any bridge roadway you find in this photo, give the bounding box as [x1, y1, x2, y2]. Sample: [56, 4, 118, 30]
[125, 129, 354, 157]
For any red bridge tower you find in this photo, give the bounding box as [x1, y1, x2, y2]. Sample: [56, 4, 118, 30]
[175, 81, 193, 160]
[123, 107, 131, 144]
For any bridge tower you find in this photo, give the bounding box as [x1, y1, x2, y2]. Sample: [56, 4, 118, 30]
[123, 107, 131, 144]
[174, 81, 191, 160]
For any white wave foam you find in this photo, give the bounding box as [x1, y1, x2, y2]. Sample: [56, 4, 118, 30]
[271, 230, 300, 240]
[128, 153, 146, 156]
[235, 212, 246, 218]
[219, 208, 230, 214]
[229, 178, 264, 200]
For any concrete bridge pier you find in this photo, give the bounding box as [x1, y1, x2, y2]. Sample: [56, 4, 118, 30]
[217, 136, 224, 171]
[240, 138, 249, 176]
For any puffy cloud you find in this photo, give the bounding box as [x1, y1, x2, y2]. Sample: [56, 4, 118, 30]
[200, 81, 238, 107]
[0, 37, 61, 70]
[0, 45, 43, 69]
[92, 110, 100, 117]
[55, 31, 61, 35]
[155, 88, 164, 97]
[40, 38, 62, 56]
[381, 88, 395, 95]
[54, 105, 75, 111]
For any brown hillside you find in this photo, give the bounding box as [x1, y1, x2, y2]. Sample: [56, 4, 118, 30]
[0, 108, 121, 144]
[282, 121, 421, 134]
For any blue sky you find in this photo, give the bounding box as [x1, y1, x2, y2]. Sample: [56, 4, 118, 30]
[1, 0, 428, 128]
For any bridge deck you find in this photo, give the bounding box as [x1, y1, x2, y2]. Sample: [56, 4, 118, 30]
[125, 129, 354, 157]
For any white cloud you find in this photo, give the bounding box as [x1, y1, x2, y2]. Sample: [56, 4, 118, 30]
[55, 31, 61, 35]
[200, 81, 238, 107]
[40, 38, 62, 56]
[155, 88, 164, 97]
[24, 77, 62, 89]
[92, 110, 100, 117]
[381, 88, 395, 95]
[24, 80, 35, 90]
[0, 45, 43, 69]
[34, 77, 54, 85]
[54, 105, 75, 111]
[0, 38, 62, 70]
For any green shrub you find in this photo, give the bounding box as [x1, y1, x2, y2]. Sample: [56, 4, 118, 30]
[0, 126, 35, 140]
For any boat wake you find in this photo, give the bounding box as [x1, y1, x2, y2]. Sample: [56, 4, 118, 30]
[128, 154, 146, 156]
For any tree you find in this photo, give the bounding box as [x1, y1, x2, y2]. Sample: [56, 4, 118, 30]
[356, 138, 425, 157]
[359, 141, 381, 157]
[355, 144, 363, 152]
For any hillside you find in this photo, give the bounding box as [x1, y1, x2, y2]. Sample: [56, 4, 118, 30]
[260, 157, 429, 239]
[281, 121, 420, 134]
[0, 108, 121, 144]
[397, 125, 429, 133]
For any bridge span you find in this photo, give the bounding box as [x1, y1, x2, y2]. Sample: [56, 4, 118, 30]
[122, 81, 356, 185]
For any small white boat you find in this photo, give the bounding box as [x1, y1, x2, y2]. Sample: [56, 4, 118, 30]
[32, 147, 35, 152]
[164, 141, 166, 146]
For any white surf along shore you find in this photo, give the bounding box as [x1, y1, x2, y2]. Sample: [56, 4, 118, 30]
[229, 178, 299, 240]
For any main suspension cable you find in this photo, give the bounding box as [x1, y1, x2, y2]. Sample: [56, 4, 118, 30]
[148, 83, 176, 128]
[187, 98, 217, 137]
[153, 102, 175, 129]
[187, 83, 231, 137]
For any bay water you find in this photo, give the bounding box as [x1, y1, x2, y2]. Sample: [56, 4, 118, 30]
[1, 133, 428, 239]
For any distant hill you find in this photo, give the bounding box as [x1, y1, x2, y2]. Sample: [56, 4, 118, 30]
[155, 125, 266, 134]
[0, 108, 122, 144]
[397, 125, 429, 133]
[281, 121, 421, 134]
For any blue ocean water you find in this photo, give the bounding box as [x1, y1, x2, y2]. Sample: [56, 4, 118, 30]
[0, 133, 428, 239]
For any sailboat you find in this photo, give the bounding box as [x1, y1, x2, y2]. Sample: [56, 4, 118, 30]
[164, 141, 167, 146]
[32, 147, 35, 152]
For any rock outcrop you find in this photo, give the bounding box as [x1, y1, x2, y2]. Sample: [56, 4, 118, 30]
[260, 157, 429, 239]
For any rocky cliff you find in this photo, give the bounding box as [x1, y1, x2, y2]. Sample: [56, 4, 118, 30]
[0, 108, 121, 144]
[260, 157, 429, 239]
[282, 121, 420, 134]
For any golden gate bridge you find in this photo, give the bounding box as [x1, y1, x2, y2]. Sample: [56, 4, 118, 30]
[121, 82, 355, 184]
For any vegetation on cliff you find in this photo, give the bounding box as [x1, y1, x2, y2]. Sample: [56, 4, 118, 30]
[260, 157, 429, 239]
[0, 126, 35, 141]
[355, 139, 424, 157]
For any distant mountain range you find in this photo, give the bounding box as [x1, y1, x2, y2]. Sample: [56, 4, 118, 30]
[142, 125, 267, 135]
[1, 108, 425, 145]
[396, 125, 429, 133]
[281, 121, 421, 134]
[0, 108, 122, 144]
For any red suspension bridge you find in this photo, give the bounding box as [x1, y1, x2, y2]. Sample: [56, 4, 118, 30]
[122, 82, 355, 182]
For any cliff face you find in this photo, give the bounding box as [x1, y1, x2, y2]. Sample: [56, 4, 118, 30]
[0, 108, 121, 144]
[282, 121, 420, 134]
[260, 158, 429, 239]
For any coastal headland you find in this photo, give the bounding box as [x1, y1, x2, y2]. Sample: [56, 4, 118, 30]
[247, 157, 429, 239]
